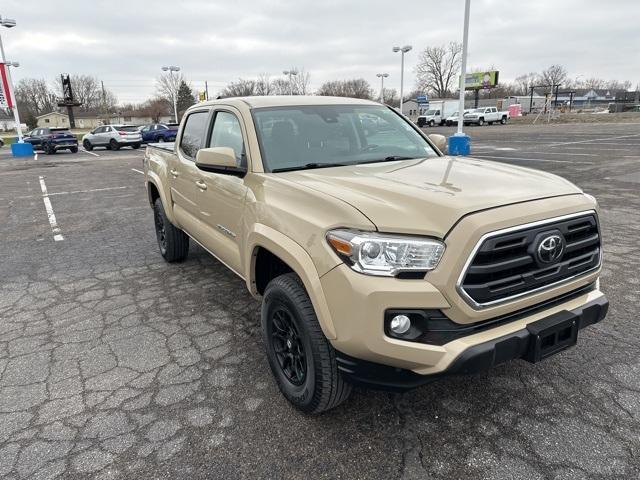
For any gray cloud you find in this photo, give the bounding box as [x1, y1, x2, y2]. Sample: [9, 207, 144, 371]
[3, 0, 639, 103]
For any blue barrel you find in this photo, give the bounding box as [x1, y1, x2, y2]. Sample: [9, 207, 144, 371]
[448, 133, 471, 156]
[11, 142, 34, 157]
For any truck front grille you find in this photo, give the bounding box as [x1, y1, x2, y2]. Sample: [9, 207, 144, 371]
[458, 212, 601, 307]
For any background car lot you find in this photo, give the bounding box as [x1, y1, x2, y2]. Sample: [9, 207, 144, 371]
[0, 123, 639, 479]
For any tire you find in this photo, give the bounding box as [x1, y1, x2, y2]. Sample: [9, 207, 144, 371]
[45, 143, 56, 155]
[132, 143, 141, 149]
[109, 139, 120, 151]
[157, 137, 165, 143]
[83, 140, 93, 151]
[70, 146, 78, 153]
[500, 116, 507, 125]
[153, 198, 189, 262]
[428, 120, 435, 127]
[262, 273, 352, 414]
[478, 118, 485, 126]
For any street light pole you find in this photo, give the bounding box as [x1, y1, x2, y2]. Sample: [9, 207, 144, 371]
[393, 46, 412, 114]
[161, 65, 180, 122]
[376, 73, 389, 103]
[0, 15, 24, 143]
[283, 69, 298, 95]
[456, 0, 471, 135]
[446, 0, 472, 156]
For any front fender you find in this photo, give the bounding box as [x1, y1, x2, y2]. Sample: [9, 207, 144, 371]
[245, 224, 337, 340]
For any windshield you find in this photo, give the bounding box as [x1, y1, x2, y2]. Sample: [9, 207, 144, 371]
[252, 105, 438, 172]
[116, 126, 138, 132]
[425, 109, 437, 115]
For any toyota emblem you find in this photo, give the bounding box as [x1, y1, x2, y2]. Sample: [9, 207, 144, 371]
[537, 234, 564, 264]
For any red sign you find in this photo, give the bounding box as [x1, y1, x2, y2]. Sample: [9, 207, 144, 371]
[0, 63, 13, 109]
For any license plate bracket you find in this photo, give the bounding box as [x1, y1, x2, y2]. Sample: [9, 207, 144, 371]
[524, 310, 578, 363]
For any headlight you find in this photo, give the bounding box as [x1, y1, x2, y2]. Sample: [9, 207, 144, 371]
[326, 229, 445, 277]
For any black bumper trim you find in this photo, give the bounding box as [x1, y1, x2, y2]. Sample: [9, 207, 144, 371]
[336, 294, 608, 392]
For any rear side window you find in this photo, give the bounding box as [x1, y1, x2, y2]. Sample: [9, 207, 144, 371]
[208, 111, 246, 168]
[180, 111, 209, 159]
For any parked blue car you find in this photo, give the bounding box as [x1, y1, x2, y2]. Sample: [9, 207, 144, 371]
[139, 123, 179, 143]
[24, 127, 78, 154]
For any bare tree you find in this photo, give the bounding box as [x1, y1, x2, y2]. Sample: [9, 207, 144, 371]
[156, 72, 184, 108]
[381, 88, 399, 107]
[317, 79, 373, 99]
[270, 78, 291, 95]
[415, 42, 462, 98]
[255, 73, 272, 95]
[292, 68, 311, 95]
[606, 79, 632, 91]
[539, 64, 568, 88]
[14, 78, 58, 116]
[138, 97, 171, 122]
[514, 73, 538, 96]
[219, 79, 257, 97]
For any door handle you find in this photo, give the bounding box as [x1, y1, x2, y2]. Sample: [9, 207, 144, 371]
[195, 180, 207, 190]
[170, 168, 179, 177]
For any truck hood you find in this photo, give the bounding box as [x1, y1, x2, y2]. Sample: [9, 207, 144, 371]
[278, 156, 582, 237]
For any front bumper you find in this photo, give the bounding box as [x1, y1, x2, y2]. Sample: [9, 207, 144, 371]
[336, 294, 608, 391]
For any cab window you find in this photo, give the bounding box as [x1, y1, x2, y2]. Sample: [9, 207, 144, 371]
[208, 111, 246, 169]
[180, 111, 209, 159]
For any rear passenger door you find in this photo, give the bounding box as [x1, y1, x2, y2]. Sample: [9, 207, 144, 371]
[169, 109, 211, 236]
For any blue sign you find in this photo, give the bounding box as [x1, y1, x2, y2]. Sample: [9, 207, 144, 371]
[416, 95, 428, 103]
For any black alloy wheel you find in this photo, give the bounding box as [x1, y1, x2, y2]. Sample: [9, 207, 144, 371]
[154, 204, 167, 255]
[269, 307, 307, 386]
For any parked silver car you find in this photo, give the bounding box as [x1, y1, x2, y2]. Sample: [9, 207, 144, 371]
[81, 125, 142, 151]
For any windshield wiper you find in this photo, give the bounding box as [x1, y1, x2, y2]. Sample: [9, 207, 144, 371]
[357, 156, 418, 165]
[271, 162, 348, 173]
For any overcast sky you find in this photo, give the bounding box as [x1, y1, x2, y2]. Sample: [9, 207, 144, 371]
[2, 0, 639, 103]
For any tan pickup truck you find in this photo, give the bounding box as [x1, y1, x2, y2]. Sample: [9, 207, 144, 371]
[143, 96, 607, 413]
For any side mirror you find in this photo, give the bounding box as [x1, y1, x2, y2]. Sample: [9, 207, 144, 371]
[428, 134, 447, 153]
[195, 147, 238, 172]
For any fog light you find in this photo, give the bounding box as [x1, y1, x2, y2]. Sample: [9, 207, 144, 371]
[390, 314, 411, 334]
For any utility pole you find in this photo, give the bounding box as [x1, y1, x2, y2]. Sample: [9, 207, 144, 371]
[101, 80, 106, 119]
[205, 80, 209, 101]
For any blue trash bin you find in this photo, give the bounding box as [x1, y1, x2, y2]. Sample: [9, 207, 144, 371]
[448, 133, 471, 156]
[11, 142, 34, 157]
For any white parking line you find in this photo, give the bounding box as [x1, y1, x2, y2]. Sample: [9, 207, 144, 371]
[81, 149, 100, 157]
[547, 133, 640, 147]
[131, 168, 144, 174]
[38, 176, 64, 242]
[48, 186, 129, 196]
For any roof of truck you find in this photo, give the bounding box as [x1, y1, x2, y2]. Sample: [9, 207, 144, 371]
[199, 95, 381, 109]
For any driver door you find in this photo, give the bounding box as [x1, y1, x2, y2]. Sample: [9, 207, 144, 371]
[193, 108, 249, 274]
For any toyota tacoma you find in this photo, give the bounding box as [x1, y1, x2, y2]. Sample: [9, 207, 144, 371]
[143, 96, 607, 413]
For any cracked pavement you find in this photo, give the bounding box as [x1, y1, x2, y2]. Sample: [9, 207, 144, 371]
[0, 123, 639, 479]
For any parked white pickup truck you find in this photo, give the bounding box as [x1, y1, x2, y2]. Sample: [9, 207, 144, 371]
[464, 107, 510, 126]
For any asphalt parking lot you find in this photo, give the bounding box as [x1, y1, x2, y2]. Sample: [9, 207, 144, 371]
[1, 122, 639, 480]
